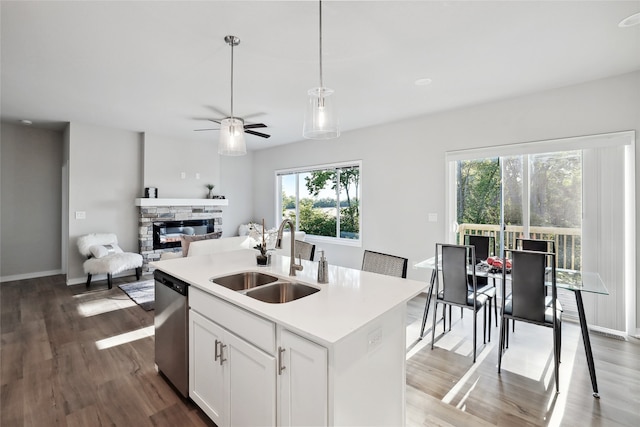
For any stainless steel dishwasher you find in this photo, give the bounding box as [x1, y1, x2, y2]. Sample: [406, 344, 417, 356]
[154, 270, 189, 398]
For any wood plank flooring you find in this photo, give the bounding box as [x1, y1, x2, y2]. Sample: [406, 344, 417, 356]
[2, 275, 639, 426]
[406, 294, 640, 427]
[1, 274, 214, 427]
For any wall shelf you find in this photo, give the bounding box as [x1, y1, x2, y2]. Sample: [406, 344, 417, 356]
[135, 198, 228, 207]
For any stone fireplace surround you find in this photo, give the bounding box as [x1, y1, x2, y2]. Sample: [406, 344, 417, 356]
[136, 198, 228, 273]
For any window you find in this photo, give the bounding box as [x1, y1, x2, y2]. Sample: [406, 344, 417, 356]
[276, 161, 361, 244]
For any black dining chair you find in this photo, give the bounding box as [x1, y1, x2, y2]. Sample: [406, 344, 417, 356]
[511, 238, 560, 332]
[498, 249, 562, 393]
[361, 250, 408, 278]
[516, 238, 556, 254]
[431, 243, 489, 363]
[465, 235, 497, 329]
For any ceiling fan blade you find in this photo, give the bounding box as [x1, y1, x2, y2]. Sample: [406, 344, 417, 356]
[206, 105, 229, 118]
[194, 128, 219, 131]
[244, 123, 267, 129]
[245, 129, 271, 139]
[242, 112, 266, 120]
[208, 119, 222, 124]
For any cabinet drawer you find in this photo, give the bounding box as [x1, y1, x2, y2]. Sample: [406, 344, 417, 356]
[190, 287, 275, 354]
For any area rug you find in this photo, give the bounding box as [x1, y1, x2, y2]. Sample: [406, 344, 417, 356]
[119, 279, 155, 311]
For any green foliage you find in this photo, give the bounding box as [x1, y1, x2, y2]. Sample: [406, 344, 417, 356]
[529, 152, 582, 228]
[298, 199, 336, 237]
[457, 159, 501, 225]
[340, 204, 360, 238]
[282, 193, 296, 210]
[457, 152, 582, 228]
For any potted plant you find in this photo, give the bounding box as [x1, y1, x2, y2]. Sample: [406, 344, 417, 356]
[205, 184, 215, 199]
[253, 219, 270, 266]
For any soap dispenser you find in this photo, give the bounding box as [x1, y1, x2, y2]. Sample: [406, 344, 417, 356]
[317, 250, 329, 284]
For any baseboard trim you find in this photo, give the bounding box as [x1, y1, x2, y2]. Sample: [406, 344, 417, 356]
[66, 270, 152, 286]
[588, 324, 628, 341]
[1, 269, 64, 283]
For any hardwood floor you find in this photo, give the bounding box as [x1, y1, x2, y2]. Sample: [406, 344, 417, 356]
[405, 294, 640, 427]
[1, 274, 213, 427]
[2, 275, 639, 426]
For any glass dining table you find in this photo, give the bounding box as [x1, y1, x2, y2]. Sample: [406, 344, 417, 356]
[415, 256, 608, 398]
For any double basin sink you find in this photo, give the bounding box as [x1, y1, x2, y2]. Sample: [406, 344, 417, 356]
[210, 271, 319, 304]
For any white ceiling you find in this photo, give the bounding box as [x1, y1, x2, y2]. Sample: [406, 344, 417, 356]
[2, 1, 639, 150]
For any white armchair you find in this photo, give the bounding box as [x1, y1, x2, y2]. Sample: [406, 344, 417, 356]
[77, 233, 142, 289]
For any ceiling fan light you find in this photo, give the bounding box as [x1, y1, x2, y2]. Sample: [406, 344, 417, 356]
[303, 87, 339, 140]
[218, 117, 246, 156]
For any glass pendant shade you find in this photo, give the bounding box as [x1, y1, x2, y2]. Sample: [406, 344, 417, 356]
[303, 87, 339, 139]
[218, 118, 246, 156]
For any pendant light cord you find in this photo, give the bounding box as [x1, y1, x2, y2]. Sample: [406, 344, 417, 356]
[319, 0, 323, 89]
[230, 40, 235, 119]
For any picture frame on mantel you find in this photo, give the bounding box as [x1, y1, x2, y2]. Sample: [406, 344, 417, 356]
[144, 187, 157, 198]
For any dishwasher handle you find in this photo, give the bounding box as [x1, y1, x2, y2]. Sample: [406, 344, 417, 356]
[154, 271, 188, 296]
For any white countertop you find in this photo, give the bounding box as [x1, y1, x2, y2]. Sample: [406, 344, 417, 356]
[151, 249, 426, 346]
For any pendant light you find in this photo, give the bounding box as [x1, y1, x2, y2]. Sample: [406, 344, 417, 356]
[303, 0, 339, 140]
[218, 35, 247, 156]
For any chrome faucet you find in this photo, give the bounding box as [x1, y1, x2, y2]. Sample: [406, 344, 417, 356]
[275, 219, 303, 276]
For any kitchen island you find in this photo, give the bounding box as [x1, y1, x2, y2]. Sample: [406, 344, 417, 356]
[152, 249, 426, 426]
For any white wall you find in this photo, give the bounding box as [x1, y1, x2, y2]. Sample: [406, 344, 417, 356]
[219, 152, 254, 237]
[252, 71, 640, 332]
[143, 133, 220, 199]
[0, 122, 63, 281]
[66, 122, 143, 284]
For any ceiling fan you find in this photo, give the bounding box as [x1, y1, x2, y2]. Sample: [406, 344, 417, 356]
[195, 35, 271, 141]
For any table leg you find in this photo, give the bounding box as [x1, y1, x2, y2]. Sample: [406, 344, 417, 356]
[419, 270, 436, 339]
[575, 290, 600, 398]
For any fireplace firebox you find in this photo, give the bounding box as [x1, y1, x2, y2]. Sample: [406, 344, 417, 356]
[153, 219, 216, 250]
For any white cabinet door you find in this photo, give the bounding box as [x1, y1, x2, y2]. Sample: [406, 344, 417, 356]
[226, 331, 276, 427]
[279, 329, 328, 427]
[190, 310, 226, 426]
[190, 309, 276, 427]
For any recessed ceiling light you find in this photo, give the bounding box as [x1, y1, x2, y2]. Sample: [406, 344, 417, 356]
[20, 119, 33, 125]
[619, 12, 640, 27]
[414, 78, 432, 86]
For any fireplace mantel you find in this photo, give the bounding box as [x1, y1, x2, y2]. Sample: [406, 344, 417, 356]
[135, 198, 229, 207]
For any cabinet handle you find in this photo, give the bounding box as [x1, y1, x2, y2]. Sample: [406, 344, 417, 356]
[214, 339, 221, 362]
[278, 346, 286, 375]
[219, 343, 227, 365]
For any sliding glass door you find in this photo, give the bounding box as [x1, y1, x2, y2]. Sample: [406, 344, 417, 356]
[453, 151, 581, 270]
[446, 131, 635, 334]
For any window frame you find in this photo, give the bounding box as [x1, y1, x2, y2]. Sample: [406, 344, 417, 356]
[275, 160, 362, 247]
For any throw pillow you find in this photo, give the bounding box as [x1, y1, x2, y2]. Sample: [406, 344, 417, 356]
[89, 243, 124, 258]
[180, 231, 222, 257]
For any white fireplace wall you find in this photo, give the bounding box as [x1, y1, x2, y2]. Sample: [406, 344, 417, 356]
[143, 133, 221, 199]
[143, 133, 255, 238]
